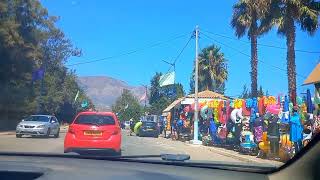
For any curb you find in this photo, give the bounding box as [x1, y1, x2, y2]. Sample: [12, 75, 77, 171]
[0, 131, 15, 135]
[185, 142, 282, 165]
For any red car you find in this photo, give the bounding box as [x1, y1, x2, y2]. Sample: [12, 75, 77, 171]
[64, 111, 121, 155]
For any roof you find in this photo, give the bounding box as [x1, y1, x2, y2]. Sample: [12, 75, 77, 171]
[77, 111, 115, 116]
[187, 90, 229, 100]
[31, 115, 54, 117]
[162, 98, 184, 113]
[303, 63, 320, 85]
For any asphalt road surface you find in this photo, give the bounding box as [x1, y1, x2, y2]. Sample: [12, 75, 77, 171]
[0, 130, 282, 166]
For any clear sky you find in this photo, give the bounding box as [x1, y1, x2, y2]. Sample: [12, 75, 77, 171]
[41, 0, 319, 97]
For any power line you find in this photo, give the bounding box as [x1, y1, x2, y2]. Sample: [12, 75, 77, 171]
[67, 32, 191, 66]
[163, 33, 194, 74]
[201, 32, 307, 79]
[202, 30, 320, 54]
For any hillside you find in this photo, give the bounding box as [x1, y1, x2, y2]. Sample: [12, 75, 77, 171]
[77, 76, 146, 111]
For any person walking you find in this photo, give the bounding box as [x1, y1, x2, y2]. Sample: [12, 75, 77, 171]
[290, 106, 303, 153]
[129, 119, 134, 136]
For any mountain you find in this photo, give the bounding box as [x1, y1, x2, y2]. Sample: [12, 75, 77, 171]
[77, 76, 146, 111]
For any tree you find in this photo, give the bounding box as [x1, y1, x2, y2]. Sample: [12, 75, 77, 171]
[231, 0, 273, 97]
[270, 0, 319, 103]
[190, 45, 228, 94]
[258, 85, 264, 97]
[240, 84, 251, 99]
[112, 89, 143, 123]
[149, 72, 162, 105]
[149, 73, 185, 115]
[0, 0, 91, 128]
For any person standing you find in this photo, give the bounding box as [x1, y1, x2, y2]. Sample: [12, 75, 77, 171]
[290, 106, 303, 153]
[267, 113, 280, 160]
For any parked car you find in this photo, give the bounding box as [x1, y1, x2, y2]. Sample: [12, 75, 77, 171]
[64, 111, 121, 156]
[16, 115, 60, 138]
[138, 121, 159, 138]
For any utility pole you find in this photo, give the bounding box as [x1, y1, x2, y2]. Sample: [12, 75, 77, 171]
[192, 25, 202, 144]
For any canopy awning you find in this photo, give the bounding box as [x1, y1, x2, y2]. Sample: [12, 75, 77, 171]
[303, 63, 320, 85]
[162, 98, 183, 113]
[187, 90, 229, 100]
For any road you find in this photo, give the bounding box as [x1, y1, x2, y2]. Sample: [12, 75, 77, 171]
[0, 130, 282, 166]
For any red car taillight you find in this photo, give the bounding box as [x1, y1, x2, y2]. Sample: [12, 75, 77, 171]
[112, 128, 120, 135]
[68, 126, 75, 134]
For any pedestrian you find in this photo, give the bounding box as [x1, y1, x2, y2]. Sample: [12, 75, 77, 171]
[177, 117, 184, 140]
[290, 106, 303, 153]
[163, 116, 167, 138]
[129, 119, 134, 136]
[267, 113, 280, 160]
[171, 119, 177, 140]
[209, 118, 218, 144]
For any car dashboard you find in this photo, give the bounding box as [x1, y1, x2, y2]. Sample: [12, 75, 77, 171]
[0, 155, 269, 180]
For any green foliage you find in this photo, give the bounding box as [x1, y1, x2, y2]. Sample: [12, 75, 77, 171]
[190, 44, 228, 94]
[148, 73, 185, 115]
[0, 0, 92, 128]
[111, 89, 143, 123]
[258, 85, 264, 97]
[240, 84, 266, 98]
[240, 84, 251, 99]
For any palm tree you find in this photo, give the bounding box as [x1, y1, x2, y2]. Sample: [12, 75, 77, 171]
[271, 0, 319, 104]
[231, 0, 272, 97]
[190, 45, 228, 94]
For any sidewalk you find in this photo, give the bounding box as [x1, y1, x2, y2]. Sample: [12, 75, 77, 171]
[159, 133, 283, 166]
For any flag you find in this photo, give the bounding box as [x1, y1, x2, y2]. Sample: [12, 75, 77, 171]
[74, 90, 80, 103]
[32, 67, 45, 82]
[159, 71, 175, 87]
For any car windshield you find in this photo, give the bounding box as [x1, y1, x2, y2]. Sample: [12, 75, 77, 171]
[74, 115, 115, 125]
[25, 116, 50, 122]
[1, 0, 320, 170]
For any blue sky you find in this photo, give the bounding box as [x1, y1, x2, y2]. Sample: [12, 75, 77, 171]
[41, 0, 320, 97]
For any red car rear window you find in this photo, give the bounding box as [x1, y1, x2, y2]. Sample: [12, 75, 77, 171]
[74, 115, 115, 125]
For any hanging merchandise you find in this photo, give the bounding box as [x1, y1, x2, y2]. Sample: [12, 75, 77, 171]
[266, 104, 281, 115]
[183, 105, 191, 113]
[306, 89, 313, 114]
[266, 96, 277, 106]
[213, 108, 219, 124]
[230, 108, 243, 123]
[225, 100, 231, 123]
[246, 98, 253, 108]
[258, 97, 266, 115]
[289, 102, 294, 113]
[200, 105, 209, 119]
[234, 99, 243, 109]
[297, 96, 303, 106]
[218, 101, 225, 124]
[281, 95, 290, 124]
[229, 100, 235, 108]
[242, 99, 251, 116]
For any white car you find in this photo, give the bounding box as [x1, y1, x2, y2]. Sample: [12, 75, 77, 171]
[16, 115, 60, 138]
